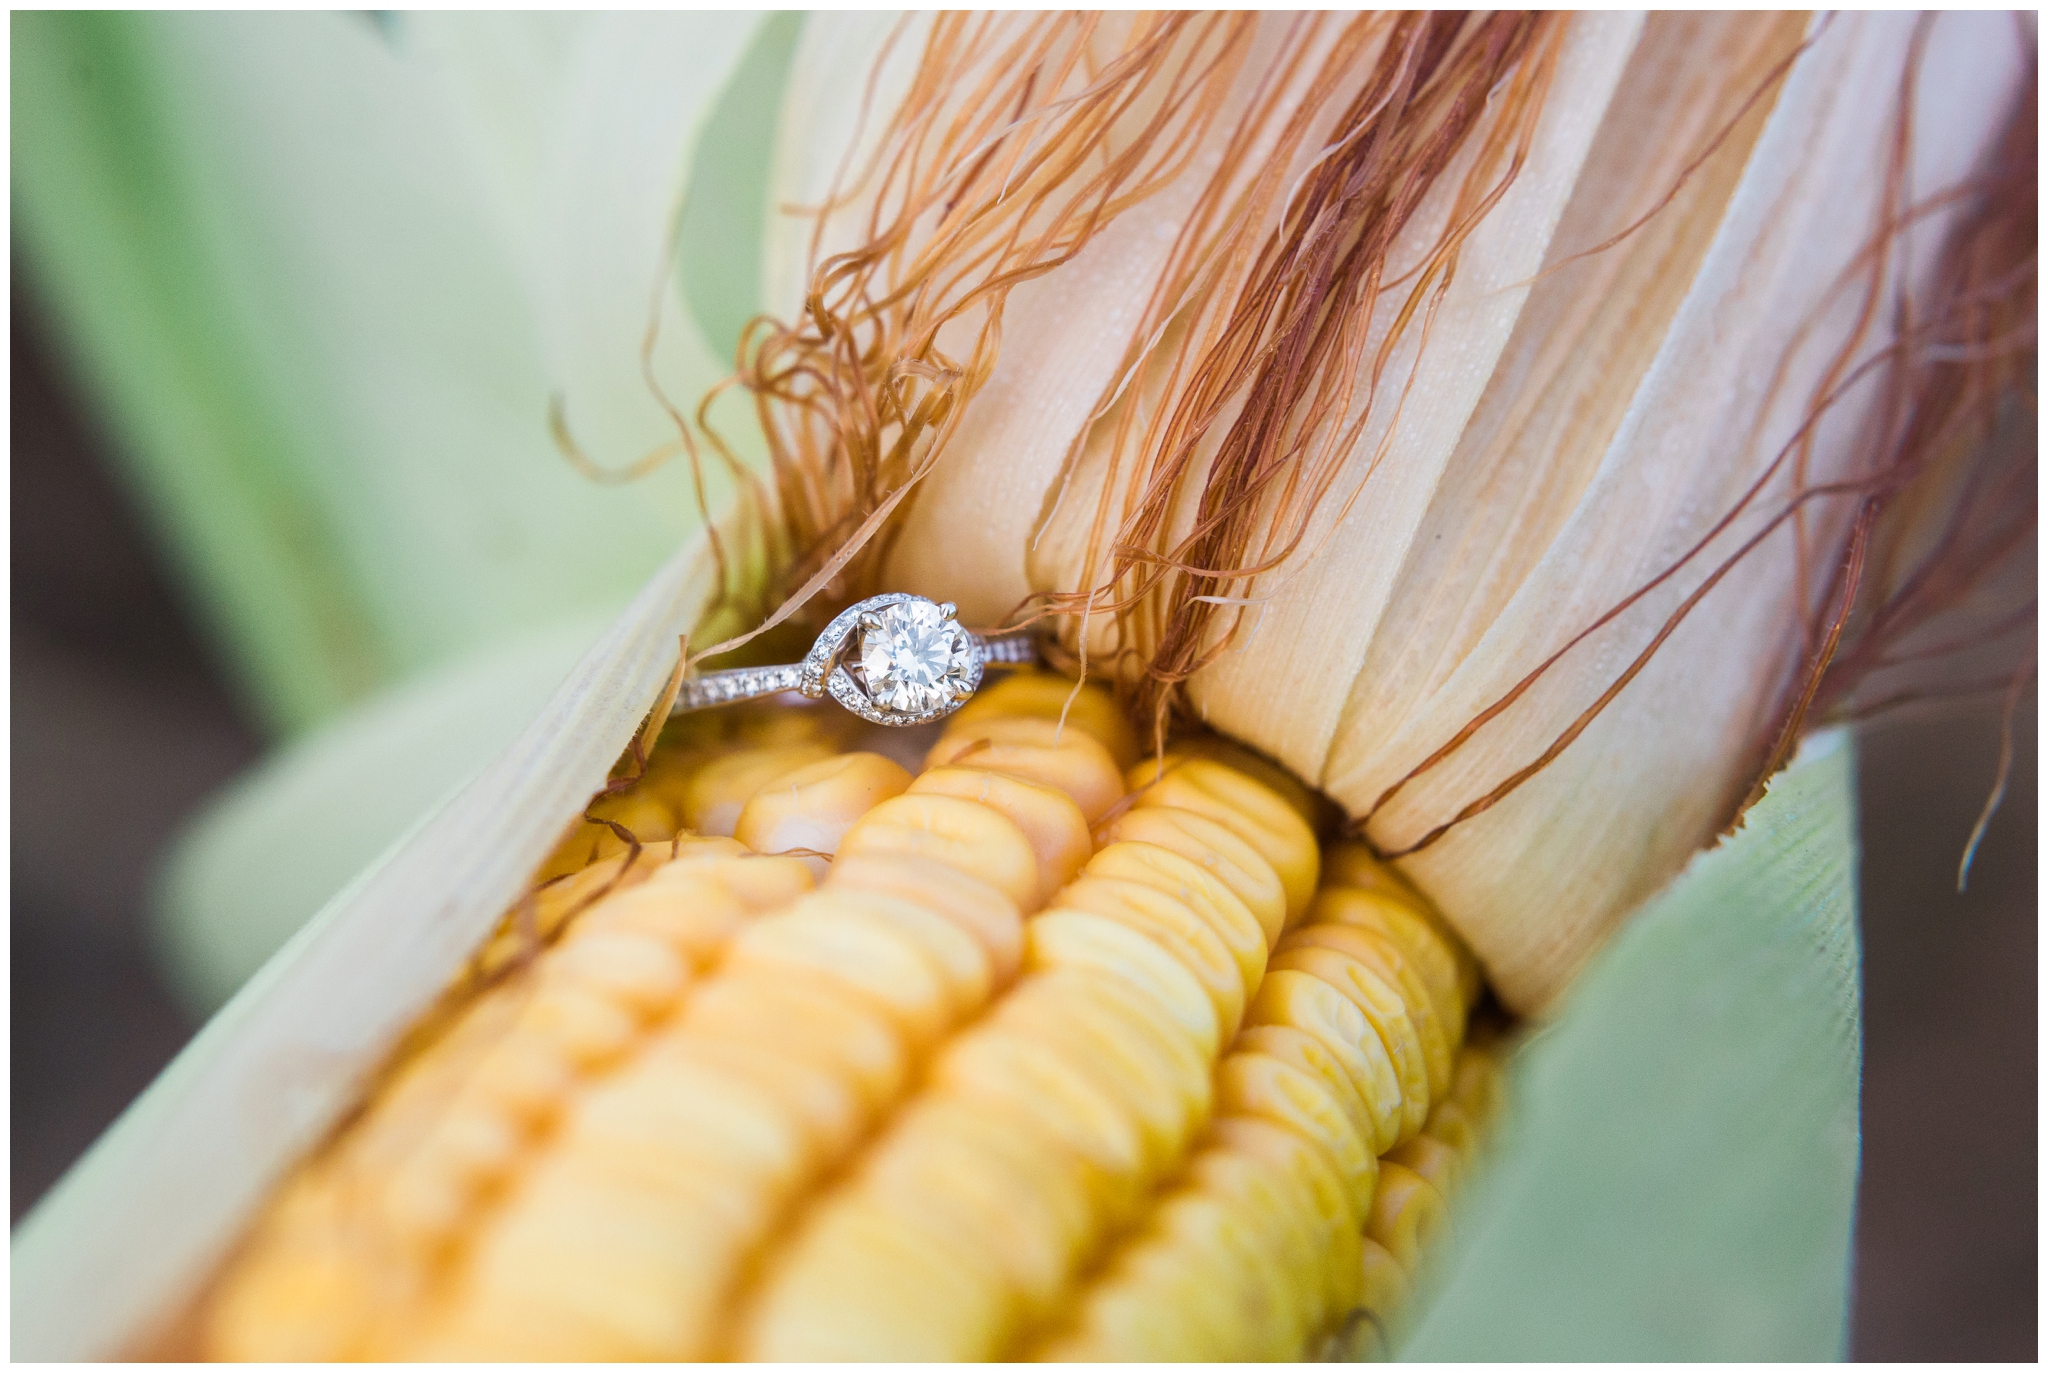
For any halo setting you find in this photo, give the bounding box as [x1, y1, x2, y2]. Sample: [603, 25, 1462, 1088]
[857, 599, 976, 715]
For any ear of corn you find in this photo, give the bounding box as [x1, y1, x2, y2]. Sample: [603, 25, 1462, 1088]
[194, 673, 1505, 1360]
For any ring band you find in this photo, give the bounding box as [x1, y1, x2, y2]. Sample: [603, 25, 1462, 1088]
[671, 593, 1038, 726]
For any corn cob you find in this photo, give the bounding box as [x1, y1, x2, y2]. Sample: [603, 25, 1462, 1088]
[199, 672, 1506, 1361]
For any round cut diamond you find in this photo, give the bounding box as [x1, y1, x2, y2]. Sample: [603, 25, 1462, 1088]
[858, 599, 974, 715]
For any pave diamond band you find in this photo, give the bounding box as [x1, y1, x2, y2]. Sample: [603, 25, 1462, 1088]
[670, 593, 1038, 726]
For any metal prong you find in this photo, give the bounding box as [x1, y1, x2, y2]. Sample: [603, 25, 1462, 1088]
[938, 601, 958, 621]
[859, 611, 885, 631]
[951, 679, 977, 701]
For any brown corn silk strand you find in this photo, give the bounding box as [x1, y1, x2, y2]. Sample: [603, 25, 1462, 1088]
[1360, 33, 2036, 857]
[688, 13, 1272, 665]
[680, 13, 1566, 693]
[1030, 14, 1561, 752]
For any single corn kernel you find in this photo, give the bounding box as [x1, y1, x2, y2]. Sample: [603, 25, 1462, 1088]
[945, 671, 1142, 769]
[1122, 756, 1320, 923]
[721, 901, 960, 1048]
[1025, 909, 1221, 1057]
[835, 792, 1043, 912]
[585, 790, 681, 862]
[1386, 1131, 1461, 1199]
[905, 767, 1093, 903]
[1312, 886, 1467, 1050]
[734, 751, 914, 872]
[1364, 1160, 1448, 1274]
[1323, 841, 1486, 1023]
[1212, 1052, 1379, 1212]
[1055, 873, 1248, 1041]
[1081, 840, 1269, 997]
[1148, 735, 1327, 831]
[681, 742, 836, 836]
[926, 717, 1126, 822]
[1092, 805, 1288, 947]
[825, 852, 1024, 985]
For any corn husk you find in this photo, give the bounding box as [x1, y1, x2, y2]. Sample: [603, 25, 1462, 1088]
[799, 12, 2025, 1009]
[10, 535, 728, 1360]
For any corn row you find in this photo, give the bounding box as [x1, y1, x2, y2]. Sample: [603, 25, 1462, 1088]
[1029, 836, 1498, 1361]
[199, 675, 1504, 1361]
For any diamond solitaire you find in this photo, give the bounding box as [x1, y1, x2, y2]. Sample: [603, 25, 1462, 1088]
[857, 598, 975, 714]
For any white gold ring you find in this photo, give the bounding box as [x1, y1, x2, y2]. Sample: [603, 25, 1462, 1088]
[670, 592, 1038, 726]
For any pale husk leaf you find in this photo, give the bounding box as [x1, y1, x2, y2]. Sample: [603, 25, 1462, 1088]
[1329, 12, 2025, 1010]
[9, 537, 729, 1361]
[1401, 728, 1861, 1358]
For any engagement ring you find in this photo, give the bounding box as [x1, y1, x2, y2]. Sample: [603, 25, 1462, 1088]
[670, 593, 1038, 726]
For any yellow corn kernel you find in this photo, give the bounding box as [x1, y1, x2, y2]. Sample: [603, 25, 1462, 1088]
[1025, 909, 1221, 1057]
[1279, 923, 1454, 1103]
[1320, 1238, 1412, 1360]
[572, 878, 750, 971]
[1122, 756, 1320, 923]
[680, 972, 911, 1115]
[543, 929, 690, 1020]
[1364, 1160, 1448, 1274]
[681, 742, 836, 836]
[498, 841, 672, 959]
[1357, 1235, 1413, 1322]
[1055, 873, 1248, 1041]
[825, 851, 1024, 986]
[1422, 1099, 1477, 1155]
[1451, 1038, 1509, 1122]
[1320, 843, 1481, 1009]
[1206, 1113, 1366, 1321]
[204, 1238, 381, 1361]
[1092, 804, 1288, 947]
[850, 1097, 1098, 1318]
[1212, 1053, 1379, 1213]
[721, 900, 960, 1048]
[1320, 838, 1419, 901]
[1174, 1149, 1323, 1351]
[990, 972, 1212, 1176]
[1243, 968, 1407, 1156]
[514, 983, 642, 1070]
[926, 716, 1126, 821]
[1386, 1131, 1461, 1200]
[1267, 944, 1432, 1143]
[734, 1192, 1017, 1361]
[835, 791, 1043, 912]
[1039, 1169, 1312, 1361]
[1147, 734, 1327, 831]
[1229, 1024, 1382, 1179]
[945, 670, 1142, 769]
[932, 1021, 1151, 1191]
[586, 789, 680, 862]
[659, 1035, 868, 1163]
[734, 751, 914, 871]
[1311, 886, 1468, 1048]
[1081, 840, 1269, 991]
[905, 767, 1093, 903]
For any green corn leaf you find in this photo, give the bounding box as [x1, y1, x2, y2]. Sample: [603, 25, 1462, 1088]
[1400, 727, 1862, 1360]
[13, 12, 772, 735]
